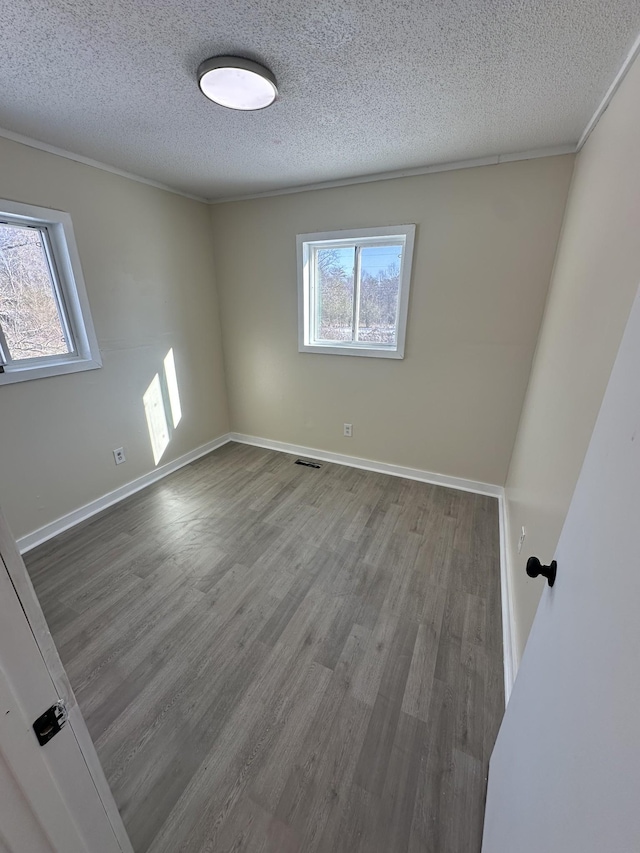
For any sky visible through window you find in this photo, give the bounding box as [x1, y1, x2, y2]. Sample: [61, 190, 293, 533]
[329, 245, 401, 278]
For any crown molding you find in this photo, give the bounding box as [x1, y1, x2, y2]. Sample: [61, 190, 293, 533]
[0, 126, 208, 203]
[0, 124, 575, 206]
[577, 30, 640, 150]
[207, 145, 576, 204]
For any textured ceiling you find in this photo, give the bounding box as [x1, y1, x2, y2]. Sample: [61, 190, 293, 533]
[0, 0, 639, 200]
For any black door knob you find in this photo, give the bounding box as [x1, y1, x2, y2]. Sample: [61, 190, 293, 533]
[526, 556, 557, 588]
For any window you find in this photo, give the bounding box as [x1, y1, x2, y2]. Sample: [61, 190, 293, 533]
[0, 199, 101, 385]
[297, 225, 415, 359]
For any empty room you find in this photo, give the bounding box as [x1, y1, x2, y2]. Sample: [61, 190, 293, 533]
[1, 1, 640, 851]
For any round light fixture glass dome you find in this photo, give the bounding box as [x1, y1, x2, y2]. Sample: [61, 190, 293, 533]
[197, 56, 277, 111]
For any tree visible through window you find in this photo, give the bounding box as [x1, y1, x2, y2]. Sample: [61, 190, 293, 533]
[0, 223, 72, 361]
[298, 226, 415, 359]
[315, 247, 354, 342]
[315, 244, 401, 345]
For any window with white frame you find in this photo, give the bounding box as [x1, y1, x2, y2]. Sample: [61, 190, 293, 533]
[297, 225, 415, 359]
[0, 199, 101, 384]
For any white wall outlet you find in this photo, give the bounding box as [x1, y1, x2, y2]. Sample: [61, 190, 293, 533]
[343, 423, 353, 437]
[518, 525, 526, 554]
[113, 447, 126, 465]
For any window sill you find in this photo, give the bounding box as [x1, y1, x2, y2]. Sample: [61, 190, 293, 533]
[0, 356, 102, 386]
[299, 343, 404, 359]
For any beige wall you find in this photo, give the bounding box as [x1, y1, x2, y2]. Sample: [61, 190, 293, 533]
[211, 156, 573, 486]
[0, 137, 229, 540]
[505, 54, 640, 663]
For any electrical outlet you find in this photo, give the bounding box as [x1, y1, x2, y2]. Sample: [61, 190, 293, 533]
[518, 526, 526, 554]
[343, 423, 353, 437]
[113, 447, 126, 465]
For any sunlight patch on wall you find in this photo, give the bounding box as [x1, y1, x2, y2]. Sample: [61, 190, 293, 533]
[143, 349, 184, 466]
[164, 348, 182, 428]
[143, 373, 170, 465]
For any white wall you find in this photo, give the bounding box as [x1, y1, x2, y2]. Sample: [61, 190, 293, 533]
[505, 53, 640, 663]
[211, 156, 573, 486]
[0, 137, 229, 540]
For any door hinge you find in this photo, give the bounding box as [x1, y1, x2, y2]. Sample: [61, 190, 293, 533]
[33, 699, 68, 746]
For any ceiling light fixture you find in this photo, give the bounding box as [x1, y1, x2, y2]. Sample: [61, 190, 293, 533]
[197, 56, 277, 111]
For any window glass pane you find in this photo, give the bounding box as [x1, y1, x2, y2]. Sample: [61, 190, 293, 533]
[0, 223, 71, 360]
[315, 246, 355, 342]
[357, 244, 402, 346]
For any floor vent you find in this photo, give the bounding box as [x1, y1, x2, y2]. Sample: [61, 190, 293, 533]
[295, 458, 322, 469]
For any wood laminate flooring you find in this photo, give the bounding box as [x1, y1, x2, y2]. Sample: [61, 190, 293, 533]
[25, 442, 504, 853]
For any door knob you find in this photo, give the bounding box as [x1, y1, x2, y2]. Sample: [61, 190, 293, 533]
[526, 556, 557, 588]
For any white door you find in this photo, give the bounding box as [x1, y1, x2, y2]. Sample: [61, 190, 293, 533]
[0, 506, 132, 853]
[483, 284, 640, 852]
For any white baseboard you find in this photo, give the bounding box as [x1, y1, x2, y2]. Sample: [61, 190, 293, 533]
[17, 433, 233, 553]
[498, 494, 519, 702]
[229, 432, 503, 497]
